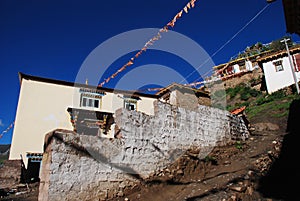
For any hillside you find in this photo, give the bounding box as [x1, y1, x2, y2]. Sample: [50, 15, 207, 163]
[0, 145, 10, 165]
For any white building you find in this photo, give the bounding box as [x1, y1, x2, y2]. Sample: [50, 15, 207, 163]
[257, 46, 300, 94]
[9, 73, 158, 168]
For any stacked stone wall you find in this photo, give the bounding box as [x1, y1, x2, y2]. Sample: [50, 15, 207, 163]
[39, 101, 249, 200]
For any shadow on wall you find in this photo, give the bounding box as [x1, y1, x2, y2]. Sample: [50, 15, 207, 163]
[258, 98, 300, 200]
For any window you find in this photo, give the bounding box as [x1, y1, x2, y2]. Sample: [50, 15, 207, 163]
[273, 60, 284, 72]
[294, 54, 300, 72]
[124, 98, 137, 111]
[81, 94, 102, 109]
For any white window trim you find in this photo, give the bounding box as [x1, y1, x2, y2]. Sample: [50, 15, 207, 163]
[124, 98, 137, 111]
[80, 93, 102, 109]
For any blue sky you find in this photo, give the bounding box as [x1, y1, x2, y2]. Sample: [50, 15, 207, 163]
[0, 0, 299, 144]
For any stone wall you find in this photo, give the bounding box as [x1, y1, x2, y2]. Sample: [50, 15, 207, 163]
[169, 89, 199, 111]
[198, 96, 211, 106]
[38, 131, 137, 201]
[38, 101, 249, 201]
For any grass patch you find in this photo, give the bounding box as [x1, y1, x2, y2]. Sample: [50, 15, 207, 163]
[226, 84, 261, 101]
[226, 84, 299, 120]
[246, 94, 297, 119]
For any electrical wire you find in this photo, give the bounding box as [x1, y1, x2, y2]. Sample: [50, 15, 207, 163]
[180, 3, 271, 86]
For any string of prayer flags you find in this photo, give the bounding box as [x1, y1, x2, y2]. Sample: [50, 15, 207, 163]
[0, 121, 14, 139]
[142, 79, 204, 92]
[98, 0, 197, 87]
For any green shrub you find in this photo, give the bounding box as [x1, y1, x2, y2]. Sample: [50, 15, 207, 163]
[204, 156, 218, 165]
[235, 141, 243, 150]
[269, 89, 286, 100]
[226, 84, 261, 101]
[240, 92, 251, 101]
[255, 96, 269, 105]
[226, 84, 245, 99]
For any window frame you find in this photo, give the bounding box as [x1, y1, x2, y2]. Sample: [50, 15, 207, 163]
[80, 93, 102, 109]
[273, 60, 284, 72]
[123, 98, 137, 111]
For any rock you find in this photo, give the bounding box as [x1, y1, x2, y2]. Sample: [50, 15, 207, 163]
[254, 155, 272, 172]
[247, 170, 254, 177]
[168, 174, 174, 179]
[229, 185, 246, 192]
[246, 186, 253, 195]
[15, 184, 27, 188]
[117, 191, 124, 197]
[223, 160, 231, 165]
[15, 191, 27, 196]
[229, 194, 237, 201]
[249, 127, 255, 131]
[244, 174, 250, 180]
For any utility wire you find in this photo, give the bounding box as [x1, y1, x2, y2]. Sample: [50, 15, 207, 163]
[180, 3, 271, 85]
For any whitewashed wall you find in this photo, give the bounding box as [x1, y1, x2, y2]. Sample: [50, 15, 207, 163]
[263, 56, 300, 93]
[9, 78, 156, 166]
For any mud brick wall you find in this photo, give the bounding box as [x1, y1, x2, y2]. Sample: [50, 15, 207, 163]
[38, 133, 138, 201]
[38, 101, 249, 201]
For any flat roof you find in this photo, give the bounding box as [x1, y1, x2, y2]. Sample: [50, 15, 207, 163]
[213, 50, 272, 70]
[155, 82, 210, 97]
[19, 72, 159, 99]
[256, 46, 300, 62]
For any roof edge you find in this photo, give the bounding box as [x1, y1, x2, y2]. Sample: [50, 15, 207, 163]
[18, 72, 159, 99]
[256, 46, 300, 62]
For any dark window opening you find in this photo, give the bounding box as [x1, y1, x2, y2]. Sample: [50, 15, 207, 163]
[273, 60, 284, 72]
[126, 103, 135, 110]
[82, 98, 87, 107]
[88, 99, 93, 107]
[94, 100, 99, 108]
[81, 96, 101, 109]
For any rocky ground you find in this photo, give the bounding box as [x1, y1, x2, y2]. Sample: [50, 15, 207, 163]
[1, 97, 299, 201]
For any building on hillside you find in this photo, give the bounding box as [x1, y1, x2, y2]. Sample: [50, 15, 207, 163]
[9, 72, 210, 181]
[212, 54, 262, 81]
[205, 43, 300, 94]
[257, 46, 300, 93]
[203, 54, 264, 91]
